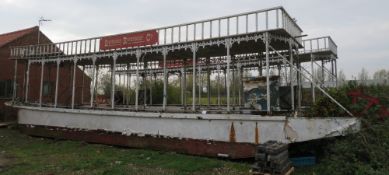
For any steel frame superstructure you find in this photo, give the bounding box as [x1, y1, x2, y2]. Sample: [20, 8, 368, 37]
[9, 6, 344, 115]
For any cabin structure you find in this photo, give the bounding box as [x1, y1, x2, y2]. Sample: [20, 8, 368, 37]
[8, 7, 358, 159]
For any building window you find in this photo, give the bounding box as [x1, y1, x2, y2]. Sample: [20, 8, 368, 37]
[0, 80, 13, 98]
[43, 81, 53, 96]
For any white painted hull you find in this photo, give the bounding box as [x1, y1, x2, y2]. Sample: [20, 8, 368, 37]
[17, 106, 360, 144]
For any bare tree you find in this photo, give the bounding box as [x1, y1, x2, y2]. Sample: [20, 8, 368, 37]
[358, 68, 369, 84]
[337, 69, 347, 85]
[373, 69, 388, 80]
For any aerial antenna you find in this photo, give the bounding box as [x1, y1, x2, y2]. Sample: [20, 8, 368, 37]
[37, 16, 52, 44]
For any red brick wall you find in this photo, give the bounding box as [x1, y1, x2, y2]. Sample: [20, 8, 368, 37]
[0, 29, 91, 121]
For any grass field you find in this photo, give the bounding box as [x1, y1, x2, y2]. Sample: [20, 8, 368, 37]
[0, 126, 321, 175]
[0, 127, 252, 175]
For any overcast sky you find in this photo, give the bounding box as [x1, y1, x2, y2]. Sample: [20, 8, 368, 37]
[0, 0, 388, 78]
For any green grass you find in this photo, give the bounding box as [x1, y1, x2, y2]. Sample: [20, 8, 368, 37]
[0, 127, 250, 175]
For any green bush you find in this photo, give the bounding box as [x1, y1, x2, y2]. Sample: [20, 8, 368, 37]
[297, 84, 389, 174]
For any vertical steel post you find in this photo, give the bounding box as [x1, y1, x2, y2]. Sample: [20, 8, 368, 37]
[331, 59, 335, 84]
[95, 65, 99, 106]
[71, 59, 77, 109]
[321, 60, 325, 86]
[149, 71, 153, 106]
[111, 53, 117, 109]
[12, 59, 18, 102]
[226, 39, 231, 112]
[335, 59, 338, 86]
[198, 66, 201, 107]
[25, 60, 31, 103]
[297, 58, 302, 110]
[39, 61, 45, 107]
[81, 65, 85, 104]
[265, 32, 271, 113]
[118, 74, 121, 88]
[135, 51, 141, 111]
[192, 43, 197, 111]
[163, 48, 167, 111]
[217, 64, 221, 107]
[181, 67, 184, 105]
[232, 64, 235, 106]
[310, 54, 315, 103]
[22, 61, 27, 101]
[237, 62, 242, 106]
[207, 57, 211, 107]
[289, 39, 295, 111]
[126, 63, 130, 106]
[183, 59, 187, 109]
[90, 57, 96, 107]
[224, 69, 227, 104]
[144, 61, 147, 107]
[259, 58, 263, 76]
[54, 60, 60, 107]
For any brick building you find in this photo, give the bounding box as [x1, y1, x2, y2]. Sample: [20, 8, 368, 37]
[0, 26, 91, 121]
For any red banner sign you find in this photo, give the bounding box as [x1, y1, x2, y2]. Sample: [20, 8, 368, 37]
[100, 30, 158, 50]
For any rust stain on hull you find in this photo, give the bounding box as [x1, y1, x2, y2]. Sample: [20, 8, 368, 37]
[19, 125, 256, 159]
[229, 122, 236, 143]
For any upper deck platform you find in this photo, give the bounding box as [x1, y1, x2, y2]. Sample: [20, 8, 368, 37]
[10, 6, 304, 65]
[298, 36, 338, 61]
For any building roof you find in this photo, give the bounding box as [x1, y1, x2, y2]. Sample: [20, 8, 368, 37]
[0, 26, 38, 48]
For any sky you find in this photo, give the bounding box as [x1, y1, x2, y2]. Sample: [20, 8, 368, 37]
[0, 0, 388, 79]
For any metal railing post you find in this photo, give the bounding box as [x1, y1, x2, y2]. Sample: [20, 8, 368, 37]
[39, 61, 45, 107]
[135, 51, 141, 111]
[289, 38, 295, 111]
[12, 59, 18, 102]
[25, 60, 31, 103]
[226, 39, 231, 112]
[90, 56, 96, 107]
[54, 59, 60, 107]
[265, 32, 271, 113]
[192, 43, 197, 111]
[163, 48, 168, 111]
[111, 53, 118, 109]
[311, 54, 316, 103]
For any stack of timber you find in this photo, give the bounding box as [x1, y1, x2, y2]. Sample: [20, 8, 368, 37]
[251, 141, 293, 175]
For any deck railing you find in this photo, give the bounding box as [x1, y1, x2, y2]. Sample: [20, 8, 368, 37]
[300, 36, 337, 56]
[10, 6, 302, 59]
